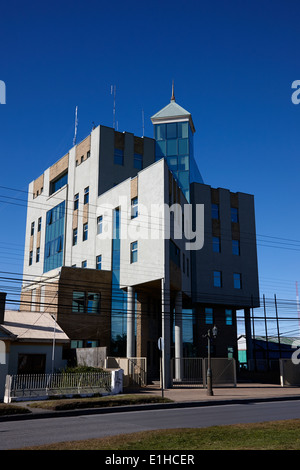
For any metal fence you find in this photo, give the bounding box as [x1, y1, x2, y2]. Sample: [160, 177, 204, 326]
[171, 357, 236, 388]
[4, 371, 112, 402]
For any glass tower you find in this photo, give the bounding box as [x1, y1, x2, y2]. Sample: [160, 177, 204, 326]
[151, 87, 203, 201]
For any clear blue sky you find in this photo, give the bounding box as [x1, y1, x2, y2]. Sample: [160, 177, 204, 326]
[0, 0, 300, 334]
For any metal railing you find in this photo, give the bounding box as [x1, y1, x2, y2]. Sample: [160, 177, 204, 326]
[171, 358, 236, 388]
[5, 371, 112, 402]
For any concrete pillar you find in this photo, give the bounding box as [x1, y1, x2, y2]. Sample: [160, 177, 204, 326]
[174, 290, 183, 380]
[244, 307, 254, 370]
[161, 278, 171, 388]
[126, 286, 135, 358]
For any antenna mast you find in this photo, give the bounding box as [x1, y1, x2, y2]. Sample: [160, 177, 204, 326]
[73, 106, 78, 146]
[111, 85, 116, 129]
[142, 109, 145, 137]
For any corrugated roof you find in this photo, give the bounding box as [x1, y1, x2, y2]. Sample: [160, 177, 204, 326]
[1, 310, 69, 343]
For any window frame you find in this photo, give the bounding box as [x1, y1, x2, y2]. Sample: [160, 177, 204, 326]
[130, 241, 138, 263]
[83, 222, 88, 241]
[213, 270, 222, 287]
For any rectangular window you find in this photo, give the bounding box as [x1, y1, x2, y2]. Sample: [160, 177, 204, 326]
[182, 253, 185, 273]
[232, 239, 240, 255]
[38, 217, 42, 232]
[212, 236, 220, 253]
[97, 215, 103, 234]
[131, 197, 138, 219]
[114, 148, 124, 165]
[233, 273, 242, 289]
[36, 247, 40, 263]
[72, 291, 85, 312]
[213, 270, 222, 287]
[74, 193, 79, 210]
[231, 207, 238, 223]
[130, 241, 138, 263]
[72, 228, 77, 246]
[225, 309, 233, 325]
[87, 150, 90, 159]
[87, 293, 100, 314]
[211, 203, 219, 219]
[83, 223, 88, 241]
[82, 260, 87, 268]
[31, 222, 35, 237]
[84, 187, 89, 205]
[72, 291, 100, 314]
[205, 307, 213, 325]
[134, 153, 143, 170]
[29, 251, 33, 266]
[49, 171, 68, 195]
[96, 255, 102, 270]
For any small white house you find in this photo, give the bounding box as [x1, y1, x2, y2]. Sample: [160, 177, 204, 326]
[0, 308, 69, 401]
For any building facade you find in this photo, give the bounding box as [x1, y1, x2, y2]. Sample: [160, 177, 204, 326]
[20, 90, 260, 385]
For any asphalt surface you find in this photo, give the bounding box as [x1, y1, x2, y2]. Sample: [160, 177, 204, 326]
[2, 382, 300, 421]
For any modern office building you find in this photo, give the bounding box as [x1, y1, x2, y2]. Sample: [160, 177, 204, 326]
[20, 88, 260, 385]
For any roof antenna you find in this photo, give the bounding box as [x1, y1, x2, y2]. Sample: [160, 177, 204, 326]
[73, 106, 78, 146]
[171, 80, 175, 102]
[111, 85, 116, 129]
[142, 108, 145, 136]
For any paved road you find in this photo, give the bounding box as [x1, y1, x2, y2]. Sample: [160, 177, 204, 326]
[1, 400, 300, 449]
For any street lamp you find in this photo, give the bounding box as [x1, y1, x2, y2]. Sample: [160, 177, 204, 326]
[204, 325, 218, 396]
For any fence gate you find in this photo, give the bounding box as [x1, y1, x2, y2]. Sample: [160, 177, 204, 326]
[171, 358, 237, 388]
[171, 358, 203, 387]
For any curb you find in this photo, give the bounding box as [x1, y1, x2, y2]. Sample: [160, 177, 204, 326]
[1, 394, 300, 422]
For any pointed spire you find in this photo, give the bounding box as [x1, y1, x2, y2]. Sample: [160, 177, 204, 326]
[171, 80, 175, 102]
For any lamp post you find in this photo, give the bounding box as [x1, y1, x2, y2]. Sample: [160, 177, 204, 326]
[205, 325, 218, 396]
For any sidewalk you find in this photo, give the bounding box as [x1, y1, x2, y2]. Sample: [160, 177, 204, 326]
[137, 382, 300, 404]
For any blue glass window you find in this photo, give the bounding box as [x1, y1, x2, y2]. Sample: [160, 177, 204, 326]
[212, 236, 220, 253]
[83, 223, 88, 241]
[231, 207, 238, 223]
[130, 241, 138, 263]
[178, 155, 189, 171]
[233, 273, 242, 289]
[177, 122, 189, 138]
[50, 172, 68, 195]
[29, 251, 33, 266]
[134, 153, 143, 170]
[213, 270, 222, 287]
[205, 308, 213, 325]
[211, 204, 219, 219]
[44, 201, 65, 273]
[96, 255, 102, 270]
[178, 138, 189, 155]
[155, 124, 166, 140]
[74, 193, 79, 210]
[131, 197, 138, 219]
[225, 309, 233, 325]
[232, 239, 240, 255]
[167, 122, 177, 139]
[84, 187, 89, 205]
[97, 215, 103, 234]
[155, 141, 166, 158]
[72, 228, 77, 246]
[167, 139, 177, 156]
